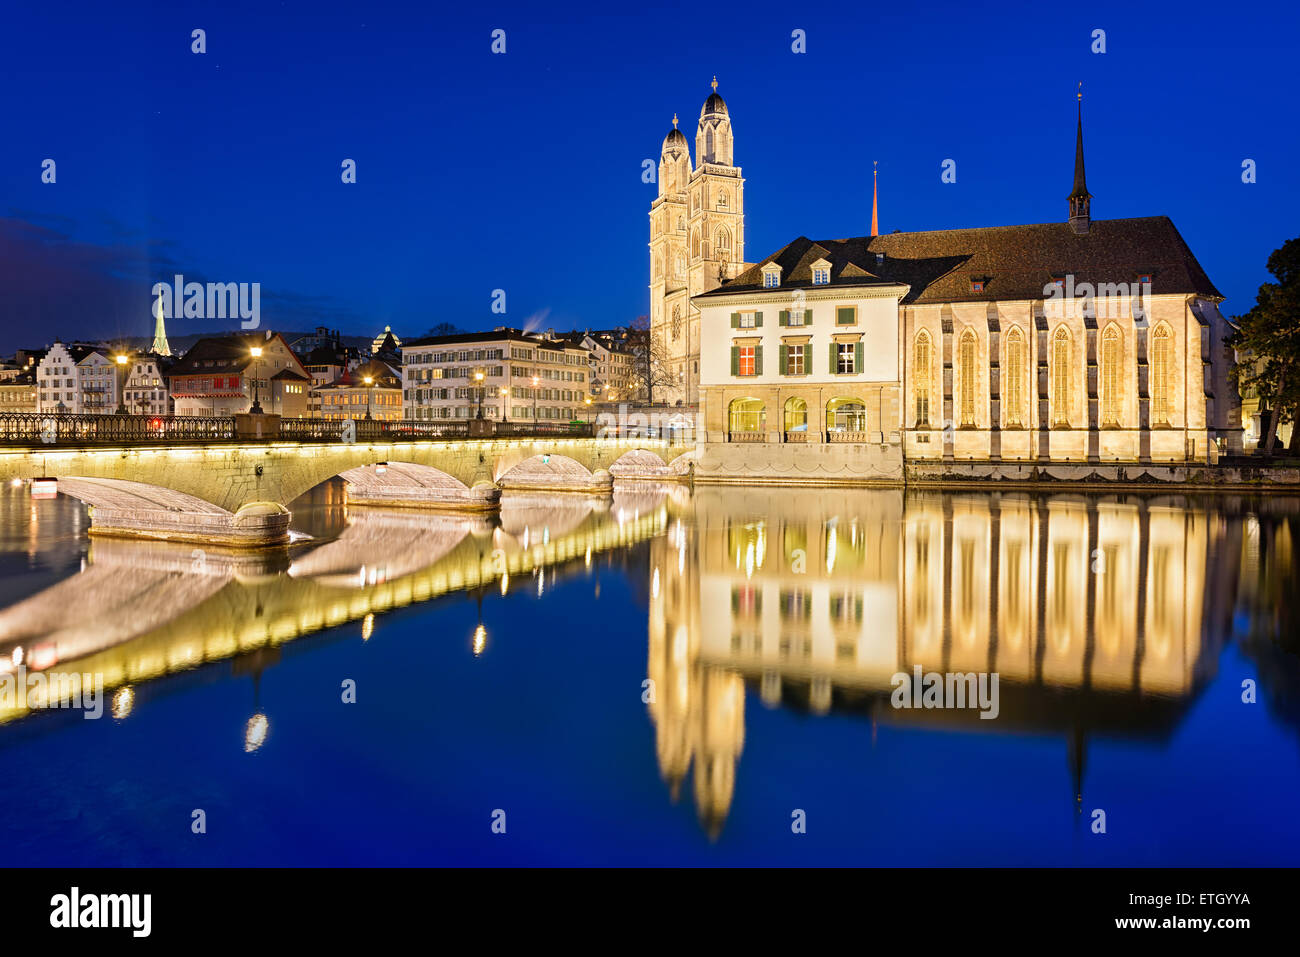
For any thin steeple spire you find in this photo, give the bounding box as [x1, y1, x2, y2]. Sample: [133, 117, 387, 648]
[871, 161, 879, 237]
[1068, 83, 1092, 234]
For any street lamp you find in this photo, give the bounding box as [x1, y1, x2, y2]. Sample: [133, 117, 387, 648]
[114, 353, 129, 414]
[499, 387, 509, 423]
[249, 345, 264, 414]
[363, 375, 374, 420]
[474, 371, 485, 419]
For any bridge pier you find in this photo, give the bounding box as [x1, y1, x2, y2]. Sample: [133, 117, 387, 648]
[344, 479, 503, 512]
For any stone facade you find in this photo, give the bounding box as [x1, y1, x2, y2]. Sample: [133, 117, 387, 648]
[648, 80, 751, 407]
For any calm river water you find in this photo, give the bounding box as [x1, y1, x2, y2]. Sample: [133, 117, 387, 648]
[0, 479, 1297, 865]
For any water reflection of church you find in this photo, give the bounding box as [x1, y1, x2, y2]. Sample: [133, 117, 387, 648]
[646, 487, 1243, 835]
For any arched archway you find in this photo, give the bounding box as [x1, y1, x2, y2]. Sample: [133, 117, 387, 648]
[783, 396, 807, 437]
[826, 396, 867, 436]
[727, 398, 765, 439]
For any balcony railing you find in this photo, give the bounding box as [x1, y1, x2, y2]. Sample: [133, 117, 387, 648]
[0, 412, 600, 447]
[0, 412, 235, 445]
[728, 430, 766, 443]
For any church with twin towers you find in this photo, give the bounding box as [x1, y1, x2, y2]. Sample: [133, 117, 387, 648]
[651, 80, 1241, 475]
[648, 79, 749, 407]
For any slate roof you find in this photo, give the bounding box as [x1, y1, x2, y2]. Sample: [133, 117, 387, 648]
[696, 217, 1221, 304]
[401, 329, 586, 353]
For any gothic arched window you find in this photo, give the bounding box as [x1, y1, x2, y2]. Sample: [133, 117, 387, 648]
[671, 306, 682, 341]
[1152, 324, 1173, 426]
[715, 227, 731, 256]
[1051, 326, 1072, 426]
[674, 251, 686, 277]
[958, 330, 978, 426]
[717, 189, 729, 210]
[1004, 327, 1025, 427]
[1101, 325, 1122, 426]
[676, 216, 685, 233]
[913, 330, 932, 426]
[691, 228, 701, 259]
[654, 252, 663, 279]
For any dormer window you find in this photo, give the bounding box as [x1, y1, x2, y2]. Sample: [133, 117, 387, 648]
[762, 263, 782, 288]
[971, 279, 985, 293]
[811, 259, 831, 285]
[1137, 273, 1152, 285]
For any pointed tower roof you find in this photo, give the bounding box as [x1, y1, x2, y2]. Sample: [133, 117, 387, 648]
[1069, 84, 1090, 201]
[871, 161, 879, 237]
[151, 296, 172, 357]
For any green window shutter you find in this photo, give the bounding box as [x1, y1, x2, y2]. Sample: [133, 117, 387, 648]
[755, 311, 764, 328]
[779, 344, 788, 374]
[837, 306, 854, 325]
[829, 343, 838, 373]
[806, 346, 812, 375]
[804, 307, 812, 325]
[855, 341, 864, 373]
[730, 346, 739, 376]
[779, 310, 789, 326]
[755, 345, 763, 376]
[731, 312, 740, 329]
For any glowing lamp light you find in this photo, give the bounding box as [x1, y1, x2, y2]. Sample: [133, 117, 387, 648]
[249, 346, 263, 358]
[114, 354, 128, 365]
[361, 612, 375, 641]
[112, 686, 134, 720]
[244, 712, 269, 753]
[472, 624, 487, 656]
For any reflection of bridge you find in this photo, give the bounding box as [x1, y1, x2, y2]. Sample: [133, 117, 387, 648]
[0, 435, 694, 546]
[0, 487, 676, 724]
[647, 487, 1246, 836]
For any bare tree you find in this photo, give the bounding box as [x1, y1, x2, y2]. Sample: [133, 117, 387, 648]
[626, 315, 678, 404]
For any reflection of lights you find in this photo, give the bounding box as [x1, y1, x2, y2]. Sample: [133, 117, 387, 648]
[584, 547, 592, 567]
[30, 645, 56, 670]
[11, 646, 23, 667]
[652, 567, 660, 598]
[826, 525, 837, 574]
[111, 687, 134, 720]
[473, 624, 487, 656]
[744, 543, 755, 580]
[9, 478, 20, 488]
[537, 568, 545, 597]
[244, 713, 269, 753]
[362, 613, 374, 641]
[500, 573, 509, 596]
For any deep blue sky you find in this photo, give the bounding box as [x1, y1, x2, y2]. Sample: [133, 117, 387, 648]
[2, 0, 1296, 351]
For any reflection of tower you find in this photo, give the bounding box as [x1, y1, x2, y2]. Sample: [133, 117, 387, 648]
[646, 508, 745, 838]
[151, 296, 172, 357]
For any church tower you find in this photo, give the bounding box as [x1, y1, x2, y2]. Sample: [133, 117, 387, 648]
[649, 79, 747, 406]
[151, 295, 172, 356]
[1068, 84, 1092, 235]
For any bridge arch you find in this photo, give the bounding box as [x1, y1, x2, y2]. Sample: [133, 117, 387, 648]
[495, 453, 607, 492]
[46, 476, 289, 547]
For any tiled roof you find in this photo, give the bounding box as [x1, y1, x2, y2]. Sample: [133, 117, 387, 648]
[697, 217, 1221, 304]
[402, 329, 586, 352]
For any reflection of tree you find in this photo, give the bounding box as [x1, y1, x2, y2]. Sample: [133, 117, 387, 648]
[1235, 513, 1300, 734]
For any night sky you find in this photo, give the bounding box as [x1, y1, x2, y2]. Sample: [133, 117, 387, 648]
[2, 0, 1296, 351]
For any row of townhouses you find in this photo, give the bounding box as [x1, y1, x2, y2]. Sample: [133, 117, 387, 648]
[2, 324, 644, 422]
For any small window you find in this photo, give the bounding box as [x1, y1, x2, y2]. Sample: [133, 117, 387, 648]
[738, 312, 757, 329]
[763, 273, 779, 288]
[971, 280, 985, 293]
[813, 267, 829, 285]
[1137, 273, 1152, 285]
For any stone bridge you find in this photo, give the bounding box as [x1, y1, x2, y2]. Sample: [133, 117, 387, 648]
[0, 437, 695, 547]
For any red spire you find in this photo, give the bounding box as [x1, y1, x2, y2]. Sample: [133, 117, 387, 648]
[871, 162, 879, 237]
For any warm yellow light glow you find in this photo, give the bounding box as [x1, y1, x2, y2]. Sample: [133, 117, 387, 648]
[244, 712, 269, 752]
[111, 686, 134, 719]
[472, 624, 487, 656]
[250, 346, 263, 358]
[114, 354, 128, 365]
[474, 372, 484, 382]
[364, 376, 373, 386]
[361, 612, 374, 641]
